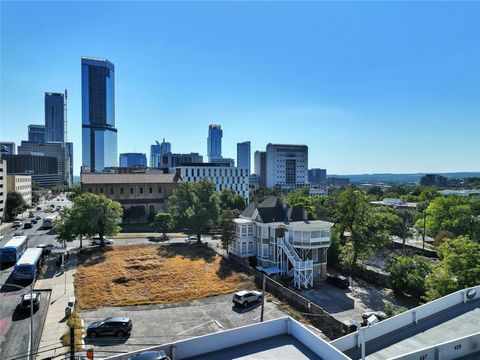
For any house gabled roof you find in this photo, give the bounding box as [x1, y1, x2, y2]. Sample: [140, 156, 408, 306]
[240, 196, 305, 224]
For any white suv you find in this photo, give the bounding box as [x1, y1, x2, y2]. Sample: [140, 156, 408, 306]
[232, 290, 263, 307]
[90, 236, 113, 245]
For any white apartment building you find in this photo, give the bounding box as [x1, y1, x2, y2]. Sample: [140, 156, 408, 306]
[7, 175, 32, 206]
[0, 160, 6, 219]
[266, 144, 308, 189]
[176, 165, 249, 200]
[230, 196, 333, 288]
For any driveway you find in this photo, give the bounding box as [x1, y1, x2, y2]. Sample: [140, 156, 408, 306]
[299, 278, 414, 324]
[81, 293, 287, 357]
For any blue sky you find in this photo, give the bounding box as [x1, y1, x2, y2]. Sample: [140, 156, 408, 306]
[1, 1, 479, 176]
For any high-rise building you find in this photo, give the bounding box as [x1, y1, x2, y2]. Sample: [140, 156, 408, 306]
[0, 142, 16, 156]
[2, 154, 61, 188]
[266, 144, 308, 189]
[45, 92, 66, 142]
[160, 152, 203, 168]
[119, 153, 148, 168]
[308, 168, 327, 186]
[7, 175, 32, 206]
[237, 141, 251, 175]
[327, 177, 350, 187]
[28, 125, 46, 144]
[420, 174, 448, 187]
[254, 151, 267, 188]
[81, 57, 117, 173]
[18, 141, 68, 187]
[65, 142, 73, 187]
[151, 139, 172, 167]
[207, 124, 222, 162]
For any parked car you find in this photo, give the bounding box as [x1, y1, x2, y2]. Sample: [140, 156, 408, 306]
[127, 351, 169, 360]
[185, 235, 198, 242]
[90, 236, 113, 245]
[232, 290, 263, 307]
[326, 274, 350, 289]
[13, 220, 21, 228]
[362, 311, 387, 326]
[30, 219, 37, 224]
[19, 292, 41, 311]
[36, 215, 42, 220]
[23, 222, 33, 229]
[37, 243, 55, 255]
[36, 206, 42, 211]
[87, 317, 132, 338]
[13, 230, 24, 236]
[29, 212, 35, 218]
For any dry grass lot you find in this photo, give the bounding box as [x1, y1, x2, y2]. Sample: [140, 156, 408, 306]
[75, 244, 254, 309]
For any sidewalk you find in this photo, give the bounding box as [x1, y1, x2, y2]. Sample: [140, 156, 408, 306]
[35, 250, 77, 359]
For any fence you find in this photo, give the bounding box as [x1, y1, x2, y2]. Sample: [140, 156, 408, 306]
[227, 253, 350, 340]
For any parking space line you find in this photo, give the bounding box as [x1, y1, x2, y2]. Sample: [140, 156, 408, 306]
[176, 320, 215, 335]
[253, 310, 273, 320]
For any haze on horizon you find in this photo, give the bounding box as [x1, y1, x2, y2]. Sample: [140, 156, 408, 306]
[1, 1, 479, 176]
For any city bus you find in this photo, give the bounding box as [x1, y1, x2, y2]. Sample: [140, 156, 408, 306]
[13, 248, 43, 282]
[42, 214, 57, 229]
[0, 236, 29, 264]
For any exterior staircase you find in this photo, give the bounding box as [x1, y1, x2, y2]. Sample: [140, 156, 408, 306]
[280, 238, 314, 289]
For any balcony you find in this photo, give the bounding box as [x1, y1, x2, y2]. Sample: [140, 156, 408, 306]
[289, 230, 331, 248]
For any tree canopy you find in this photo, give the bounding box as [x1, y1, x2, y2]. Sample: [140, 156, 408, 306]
[387, 255, 432, 299]
[151, 212, 173, 237]
[219, 188, 245, 211]
[5, 191, 27, 220]
[168, 179, 221, 242]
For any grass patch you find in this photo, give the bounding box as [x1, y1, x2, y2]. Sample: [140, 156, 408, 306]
[75, 244, 254, 309]
[61, 311, 83, 350]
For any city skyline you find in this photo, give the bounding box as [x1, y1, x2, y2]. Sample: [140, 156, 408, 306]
[1, 1, 479, 175]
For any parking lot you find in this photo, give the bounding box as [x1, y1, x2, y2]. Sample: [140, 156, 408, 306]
[81, 293, 287, 357]
[299, 277, 414, 324]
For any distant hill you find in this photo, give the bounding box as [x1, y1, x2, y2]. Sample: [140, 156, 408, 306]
[328, 172, 480, 184]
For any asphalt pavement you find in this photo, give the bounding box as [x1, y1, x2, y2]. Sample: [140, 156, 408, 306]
[0, 196, 72, 360]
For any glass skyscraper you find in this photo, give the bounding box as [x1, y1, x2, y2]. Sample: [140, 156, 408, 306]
[81, 57, 117, 172]
[45, 92, 65, 142]
[119, 153, 147, 168]
[207, 124, 222, 162]
[237, 141, 251, 174]
[28, 124, 46, 144]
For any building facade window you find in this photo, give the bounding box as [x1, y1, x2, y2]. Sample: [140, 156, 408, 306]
[130, 187, 134, 194]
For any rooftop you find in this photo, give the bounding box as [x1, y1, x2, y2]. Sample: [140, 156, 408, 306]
[81, 173, 181, 184]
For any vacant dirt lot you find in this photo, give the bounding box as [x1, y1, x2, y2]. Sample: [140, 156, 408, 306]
[75, 243, 254, 309]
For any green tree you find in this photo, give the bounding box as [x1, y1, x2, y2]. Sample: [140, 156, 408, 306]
[336, 188, 393, 272]
[286, 188, 315, 216]
[366, 186, 384, 200]
[151, 212, 173, 238]
[168, 179, 221, 243]
[219, 188, 246, 211]
[5, 191, 27, 220]
[424, 236, 480, 301]
[54, 207, 79, 245]
[221, 209, 239, 251]
[67, 184, 82, 202]
[419, 196, 480, 240]
[387, 256, 432, 299]
[32, 192, 41, 205]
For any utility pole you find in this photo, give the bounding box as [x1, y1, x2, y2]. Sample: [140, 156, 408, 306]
[30, 284, 34, 360]
[422, 208, 426, 250]
[69, 326, 75, 360]
[260, 275, 266, 322]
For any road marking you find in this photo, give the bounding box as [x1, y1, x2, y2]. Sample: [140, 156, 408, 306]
[254, 309, 273, 320]
[176, 320, 215, 335]
[214, 320, 223, 329]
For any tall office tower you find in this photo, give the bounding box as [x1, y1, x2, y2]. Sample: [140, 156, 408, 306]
[65, 142, 73, 187]
[81, 57, 117, 173]
[45, 92, 66, 142]
[266, 144, 308, 189]
[119, 153, 147, 168]
[254, 151, 267, 188]
[150, 139, 172, 168]
[0, 142, 16, 156]
[28, 125, 46, 144]
[207, 124, 222, 162]
[159, 139, 171, 156]
[0, 159, 6, 219]
[237, 141, 251, 174]
[308, 168, 327, 186]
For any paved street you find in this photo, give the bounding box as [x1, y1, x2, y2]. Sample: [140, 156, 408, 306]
[0, 196, 72, 360]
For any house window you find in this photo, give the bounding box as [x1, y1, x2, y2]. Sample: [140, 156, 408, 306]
[242, 243, 247, 254]
[158, 187, 162, 193]
[149, 187, 152, 194]
[88, 188, 92, 193]
[99, 188, 104, 193]
[110, 188, 114, 195]
[241, 225, 247, 236]
[248, 242, 253, 252]
[130, 188, 134, 194]
[140, 187, 144, 194]
[120, 188, 124, 195]
[247, 224, 254, 236]
[262, 244, 269, 258]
